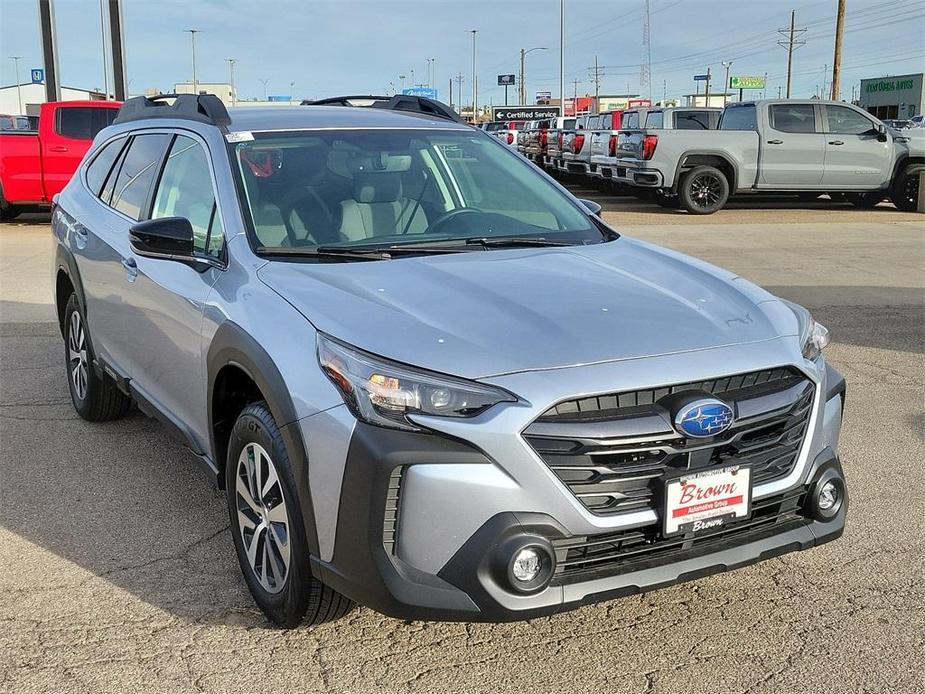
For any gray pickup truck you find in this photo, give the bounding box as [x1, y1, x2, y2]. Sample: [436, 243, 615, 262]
[613, 99, 924, 214]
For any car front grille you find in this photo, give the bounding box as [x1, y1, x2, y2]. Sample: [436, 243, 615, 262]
[524, 367, 815, 517]
[550, 490, 808, 584]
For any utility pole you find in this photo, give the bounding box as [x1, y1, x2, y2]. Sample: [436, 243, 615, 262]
[455, 72, 465, 113]
[10, 57, 23, 114]
[704, 67, 712, 105]
[588, 56, 604, 113]
[258, 77, 269, 101]
[722, 61, 733, 104]
[778, 10, 806, 99]
[831, 0, 846, 100]
[426, 58, 433, 89]
[98, 0, 109, 99]
[449, 77, 453, 110]
[641, 0, 652, 103]
[184, 29, 199, 95]
[559, 0, 565, 117]
[469, 30, 478, 122]
[226, 58, 236, 106]
[519, 47, 547, 106]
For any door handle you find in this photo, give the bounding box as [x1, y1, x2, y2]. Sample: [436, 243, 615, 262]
[121, 257, 138, 282]
[766, 139, 784, 145]
[828, 140, 845, 145]
[48, 145, 69, 152]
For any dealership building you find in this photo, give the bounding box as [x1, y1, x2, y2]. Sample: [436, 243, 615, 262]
[858, 72, 923, 120]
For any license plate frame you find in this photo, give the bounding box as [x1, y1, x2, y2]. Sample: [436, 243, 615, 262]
[663, 465, 752, 536]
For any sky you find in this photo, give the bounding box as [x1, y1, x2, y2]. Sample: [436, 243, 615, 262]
[1, 0, 923, 105]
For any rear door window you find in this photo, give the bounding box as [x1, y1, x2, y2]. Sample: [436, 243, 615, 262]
[622, 111, 640, 129]
[720, 105, 757, 130]
[55, 107, 118, 140]
[769, 104, 817, 133]
[109, 133, 171, 220]
[85, 136, 127, 196]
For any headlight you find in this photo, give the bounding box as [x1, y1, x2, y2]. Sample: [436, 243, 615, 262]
[784, 300, 830, 361]
[317, 334, 517, 431]
[802, 318, 830, 361]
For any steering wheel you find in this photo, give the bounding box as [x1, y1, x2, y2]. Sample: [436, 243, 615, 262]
[424, 207, 485, 236]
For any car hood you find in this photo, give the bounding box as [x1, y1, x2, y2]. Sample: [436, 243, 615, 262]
[257, 237, 797, 379]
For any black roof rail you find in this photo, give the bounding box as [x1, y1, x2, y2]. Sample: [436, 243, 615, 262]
[113, 93, 231, 129]
[300, 94, 464, 123]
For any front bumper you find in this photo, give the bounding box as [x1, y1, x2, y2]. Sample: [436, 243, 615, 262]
[308, 358, 847, 622]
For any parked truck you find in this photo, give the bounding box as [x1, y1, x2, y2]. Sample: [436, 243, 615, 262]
[612, 99, 924, 214]
[0, 100, 121, 219]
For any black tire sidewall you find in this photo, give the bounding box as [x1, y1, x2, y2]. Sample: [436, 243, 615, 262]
[891, 164, 923, 212]
[225, 402, 311, 627]
[64, 294, 101, 418]
[680, 166, 729, 214]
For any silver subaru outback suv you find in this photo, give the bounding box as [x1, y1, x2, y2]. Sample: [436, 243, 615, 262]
[52, 94, 847, 626]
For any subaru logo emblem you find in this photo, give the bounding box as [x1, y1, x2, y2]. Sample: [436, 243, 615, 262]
[674, 398, 734, 438]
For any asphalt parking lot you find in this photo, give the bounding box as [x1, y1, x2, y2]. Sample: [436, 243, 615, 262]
[1, 196, 923, 694]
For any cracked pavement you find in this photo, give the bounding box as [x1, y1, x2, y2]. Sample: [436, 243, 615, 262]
[1, 202, 923, 694]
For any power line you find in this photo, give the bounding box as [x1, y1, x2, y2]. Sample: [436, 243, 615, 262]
[777, 10, 807, 98]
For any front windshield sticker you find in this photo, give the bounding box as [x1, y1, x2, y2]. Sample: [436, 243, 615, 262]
[225, 131, 255, 143]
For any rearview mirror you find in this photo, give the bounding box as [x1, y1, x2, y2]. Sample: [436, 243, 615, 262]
[129, 217, 210, 271]
[579, 198, 602, 215]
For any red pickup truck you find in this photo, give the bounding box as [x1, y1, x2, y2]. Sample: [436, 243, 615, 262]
[0, 100, 121, 220]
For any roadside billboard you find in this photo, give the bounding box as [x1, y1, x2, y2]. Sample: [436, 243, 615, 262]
[402, 86, 438, 100]
[729, 75, 766, 90]
[497, 74, 515, 86]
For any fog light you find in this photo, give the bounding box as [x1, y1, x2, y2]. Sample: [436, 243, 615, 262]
[818, 481, 838, 511]
[511, 547, 542, 583]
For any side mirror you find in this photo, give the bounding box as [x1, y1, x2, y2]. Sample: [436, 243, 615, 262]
[579, 198, 602, 216]
[129, 217, 210, 271]
[877, 123, 888, 142]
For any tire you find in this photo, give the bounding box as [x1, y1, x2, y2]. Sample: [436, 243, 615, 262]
[846, 192, 884, 208]
[0, 185, 20, 221]
[678, 166, 730, 214]
[890, 163, 924, 212]
[226, 401, 354, 627]
[63, 294, 132, 422]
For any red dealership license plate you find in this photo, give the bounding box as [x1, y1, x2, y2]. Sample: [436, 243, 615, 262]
[664, 466, 751, 536]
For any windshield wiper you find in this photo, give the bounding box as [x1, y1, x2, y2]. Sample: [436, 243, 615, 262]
[464, 237, 571, 248]
[257, 246, 391, 261]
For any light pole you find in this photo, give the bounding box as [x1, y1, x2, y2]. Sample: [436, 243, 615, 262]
[258, 78, 270, 101]
[226, 58, 237, 106]
[469, 30, 478, 122]
[98, 0, 109, 99]
[10, 56, 23, 114]
[431, 57, 436, 94]
[559, 0, 565, 117]
[425, 58, 433, 89]
[399, 74, 406, 91]
[410, 68, 415, 88]
[519, 47, 547, 106]
[184, 29, 200, 95]
[722, 60, 733, 103]
[289, 81, 295, 104]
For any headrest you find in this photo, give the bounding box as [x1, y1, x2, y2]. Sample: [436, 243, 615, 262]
[354, 172, 402, 203]
[347, 152, 412, 174]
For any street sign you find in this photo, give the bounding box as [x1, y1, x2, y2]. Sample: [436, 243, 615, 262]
[402, 86, 438, 100]
[693, 74, 710, 82]
[497, 74, 515, 86]
[492, 105, 560, 121]
[730, 75, 766, 90]
[30, 68, 44, 84]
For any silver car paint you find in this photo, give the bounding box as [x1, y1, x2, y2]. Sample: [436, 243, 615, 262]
[57, 107, 843, 595]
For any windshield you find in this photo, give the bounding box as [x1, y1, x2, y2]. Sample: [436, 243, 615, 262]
[235, 129, 602, 252]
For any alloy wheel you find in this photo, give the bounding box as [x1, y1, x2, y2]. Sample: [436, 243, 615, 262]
[690, 174, 722, 208]
[902, 174, 919, 207]
[235, 442, 291, 594]
[68, 311, 89, 401]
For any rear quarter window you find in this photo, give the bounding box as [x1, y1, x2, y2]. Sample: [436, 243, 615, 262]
[645, 112, 664, 128]
[675, 112, 712, 130]
[622, 112, 640, 129]
[85, 137, 127, 196]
